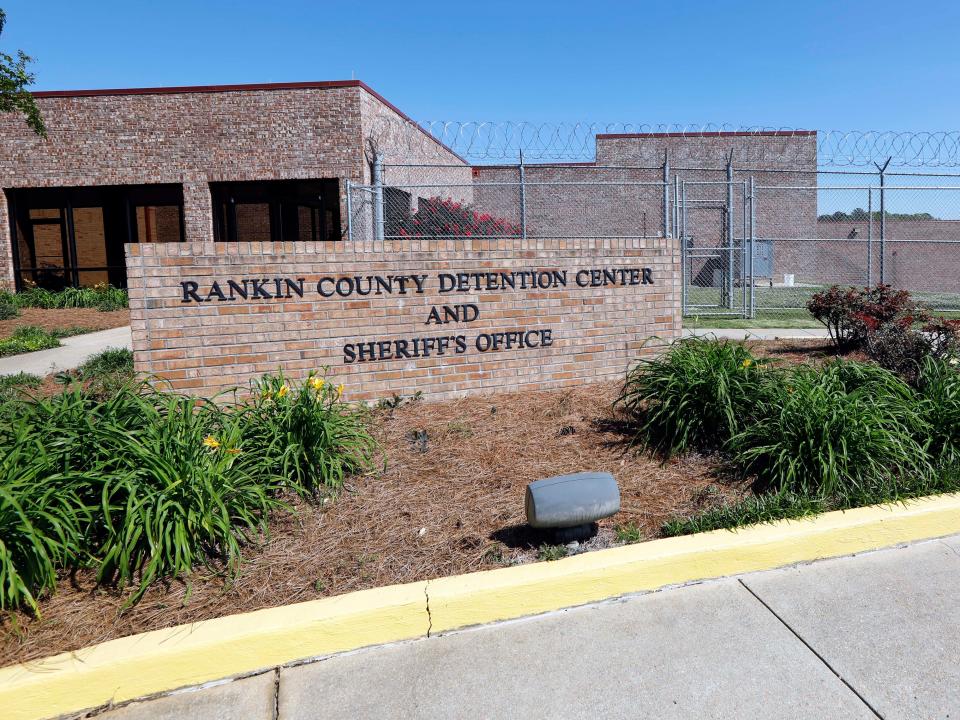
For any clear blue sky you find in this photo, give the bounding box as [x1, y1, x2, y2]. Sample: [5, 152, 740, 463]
[3, 0, 960, 130]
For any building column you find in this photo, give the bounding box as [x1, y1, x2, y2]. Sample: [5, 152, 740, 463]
[0, 191, 14, 291]
[182, 181, 214, 243]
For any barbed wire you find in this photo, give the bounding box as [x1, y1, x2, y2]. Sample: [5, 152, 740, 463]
[368, 117, 960, 168]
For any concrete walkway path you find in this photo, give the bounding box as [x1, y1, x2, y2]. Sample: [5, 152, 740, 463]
[96, 535, 960, 720]
[0, 325, 132, 377]
[682, 326, 831, 341]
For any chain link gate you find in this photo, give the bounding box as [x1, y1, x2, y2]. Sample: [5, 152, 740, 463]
[678, 179, 755, 318]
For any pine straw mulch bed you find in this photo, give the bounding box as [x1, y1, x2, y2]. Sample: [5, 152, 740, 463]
[1, 380, 747, 666]
[0, 307, 129, 340]
[2, 338, 845, 666]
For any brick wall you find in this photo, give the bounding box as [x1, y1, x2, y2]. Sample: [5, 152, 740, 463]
[0, 82, 474, 290]
[125, 237, 680, 401]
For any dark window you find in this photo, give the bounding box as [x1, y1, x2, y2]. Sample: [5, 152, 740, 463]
[7, 184, 184, 290]
[210, 179, 341, 242]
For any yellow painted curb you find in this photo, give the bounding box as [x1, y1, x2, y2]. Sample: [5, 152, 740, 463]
[0, 581, 429, 720]
[2, 493, 959, 720]
[428, 493, 960, 632]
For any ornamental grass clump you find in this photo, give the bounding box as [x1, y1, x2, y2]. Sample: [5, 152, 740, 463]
[92, 391, 285, 602]
[617, 338, 775, 457]
[915, 356, 960, 466]
[241, 371, 376, 496]
[0, 370, 375, 612]
[0, 439, 92, 613]
[730, 360, 932, 502]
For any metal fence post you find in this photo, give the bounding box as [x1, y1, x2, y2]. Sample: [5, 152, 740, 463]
[726, 153, 735, 309]
[866, 186, 873, 286]
[749, 176, 756, 319]
[662, 151, 670, 238]
[875, 157, 891, 285]
[346, 179, 354, 243]
[372, 153, 385, 242]
[519, 150, 527, 240]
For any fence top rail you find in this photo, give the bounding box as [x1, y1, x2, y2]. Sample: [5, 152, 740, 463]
[756, 184, 960, 191]
[356, 181, 670, 189]
[383, 162, 960, 180]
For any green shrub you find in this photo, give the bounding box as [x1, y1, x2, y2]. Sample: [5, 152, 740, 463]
[617, 339, 775, 456]
[0, 440, 93, 613]
[0, 372, 42, 404]
[92, 391, 285, 601]
[0, 326, 62, 357]
[916, 356, 960, 466]
[730, 360, 931, 501]
[661, 492, 827, 537]
[0, 300, 18, 320]
[241, 371, 377, 496]
[76, 347, 135, 397]
[0, 370, 376, 611]
[6, 285, 128, 312]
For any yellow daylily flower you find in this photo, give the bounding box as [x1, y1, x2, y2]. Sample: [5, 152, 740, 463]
[226, 447, 242, 455]
[202, 435, 221, 449]
[741, 359, 753, 368]
[277, 384, 290, 399]
[309, 376, 325, 391]
[336, 383, 345, 399]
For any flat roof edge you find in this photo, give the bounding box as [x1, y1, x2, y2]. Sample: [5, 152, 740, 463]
[31, 80, 367, 99]
[597, 130, 817, 139]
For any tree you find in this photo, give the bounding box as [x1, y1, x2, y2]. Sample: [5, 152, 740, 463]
[0, 9, 45, 136]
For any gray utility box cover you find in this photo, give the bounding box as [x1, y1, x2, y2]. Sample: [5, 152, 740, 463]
[525, 472, 620, 529]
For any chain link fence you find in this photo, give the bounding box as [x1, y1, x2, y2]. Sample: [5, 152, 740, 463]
[349, 120, 960, 325]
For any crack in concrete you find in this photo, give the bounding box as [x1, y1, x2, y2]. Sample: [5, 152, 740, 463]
[424, 581, 433, 637]
[939, 538, 960, 561]
[272, 667, 281, 720]
[737, 579, 885, 720]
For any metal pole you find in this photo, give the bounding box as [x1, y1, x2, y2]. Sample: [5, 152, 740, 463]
[662, 151, 670, 238]
[346, 179, 354, 243]
[726, 154, 735, 309]
[749, 176, 756, 318]
[866, 187, 873, 286]
[875, 157, 891, 285]
[681, 181, 687, 316]
[519, 150, 527, 240]
[741, 181, 748, 316]
[372, 153, 385, 242]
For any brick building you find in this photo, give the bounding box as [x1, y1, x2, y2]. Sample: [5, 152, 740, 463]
[0, 79, 819, 295]
[0, 80, 468, 291]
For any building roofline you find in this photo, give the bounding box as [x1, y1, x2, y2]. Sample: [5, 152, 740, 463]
[597, 130, 817, 139]
[30, 79, 467, 164]
[30, 79, 370, 99]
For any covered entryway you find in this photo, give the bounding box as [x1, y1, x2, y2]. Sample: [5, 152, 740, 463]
[7, 184, 184, 290]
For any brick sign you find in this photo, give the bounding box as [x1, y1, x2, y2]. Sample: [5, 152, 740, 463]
[126, 239, 680, 401]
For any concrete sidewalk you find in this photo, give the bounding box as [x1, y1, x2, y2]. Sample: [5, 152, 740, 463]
[682, 326, 831, 341]
[0, 325, 132, 377]
[96, 535, 960, 720]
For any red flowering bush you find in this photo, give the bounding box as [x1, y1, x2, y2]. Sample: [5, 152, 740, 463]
[807, 284, 927, 351]
[808, 284, 959, 382]
[392, 197, 521, 239]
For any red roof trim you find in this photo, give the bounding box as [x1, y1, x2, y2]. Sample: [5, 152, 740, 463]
[31, 79, 366, 98]
[597, 130, 816, 139]
[30, 79, 466, 164]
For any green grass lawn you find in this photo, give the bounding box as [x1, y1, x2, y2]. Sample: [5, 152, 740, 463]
[683, 285, 960, 328]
